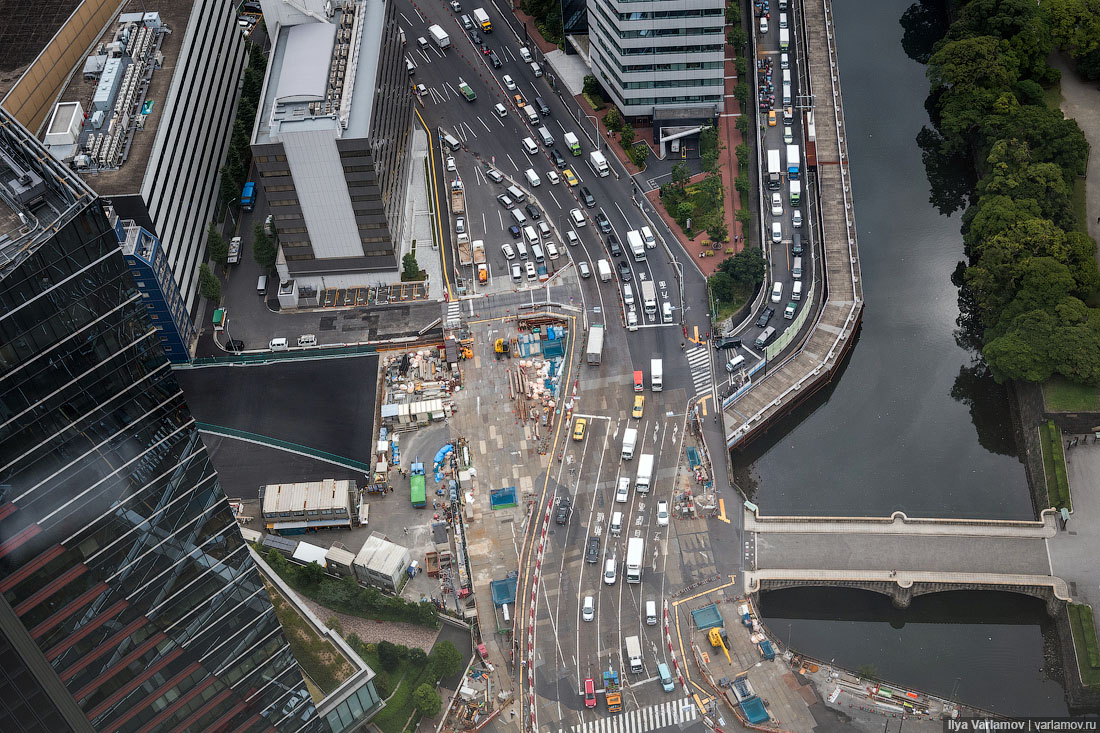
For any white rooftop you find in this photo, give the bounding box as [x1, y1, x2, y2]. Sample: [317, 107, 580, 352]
[276, 23, 336, 104]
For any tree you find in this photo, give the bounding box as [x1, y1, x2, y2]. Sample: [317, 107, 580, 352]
[1045, 0, 1100, 59]
[627, 144, 649, 167]
[720, 246, 767, 286]
[670, 163, 689, 189]
[735, 143, 749, 169]
[413, 684, 442, 717]
[431, 641, 463, 680]
[676, 201, 694, 227]
[402, 252, 420, 280]
[252, 224, 278, 269]
[899, 0, 950, 64]
[725, 1, 740, 24]
[735, 207, 752, 226]
[374, 670, 392, 699]
[407, 647, 428, 666]
[735, 115, 749, 134]
[732, 81, 749, 107]
[699, 126, 722, 173]
[582, 75, 600, 97]
[619, 125, 635, 147]
[727, 26, 747, 50]
[206, 223, 228, 265]
[378, 641, 402, 671]
[299, 561, 324, 586]
[604, 107, 623, 132]
[707, 217, 728, 243]
[708, 271, 736, 304]
[198, 264, 221, 301]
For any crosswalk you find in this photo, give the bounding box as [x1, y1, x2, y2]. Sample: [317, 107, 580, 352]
[564, 697, 699, 733]
[686, 346, 712, 395]
[444, 301, 461, 329]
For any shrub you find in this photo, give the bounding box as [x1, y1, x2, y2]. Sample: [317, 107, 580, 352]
[627, 144, 649, 167]
[198, 264, 221, 301]
[413, 684, 442, 716]
[431, 640, 463, 680]
[374, 670, 393, 699]
[402, 252, 420, 281]
[604, 107, 623, 132]
[378, 640, 402, 671]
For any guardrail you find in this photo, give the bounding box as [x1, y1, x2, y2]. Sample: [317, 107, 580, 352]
[195, 422, 373, 472]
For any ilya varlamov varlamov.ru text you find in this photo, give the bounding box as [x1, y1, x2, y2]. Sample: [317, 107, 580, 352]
[946, 720, 1099, 732]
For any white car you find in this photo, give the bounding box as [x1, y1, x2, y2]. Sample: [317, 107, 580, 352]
[759, 16, 768, 33]
[415, 83, 427, 96]
[783, 126, 793, 144]
[792, 210, 803, 228]
[656, 500, 669, 527]
[503, 74, 516, 91]
[615, 477, 630, 503]
[546, 170, 560, 185]
[501, 243, 516, 260]
[525, 261, 537, 280]
[771, 221, 783, 243]
[566, 230, 580, 247]
[455, 217, 465, 234]
[446, 157, 456, 172]
[570, 208, 586, 227]
[511, 262, 522, 282]
[582, 595, 595, 621]
[771, 192, 783, 217]
[494, 103, 507, 118]
[449, 0, 461, 11]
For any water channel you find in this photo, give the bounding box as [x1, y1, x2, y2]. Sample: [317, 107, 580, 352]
[739, 0, 1071, 715]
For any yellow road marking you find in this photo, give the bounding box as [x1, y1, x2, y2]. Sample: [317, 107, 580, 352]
[697, 394, 710, 417]
[672, 575, 738, 607]
[716, 497, 730, 524]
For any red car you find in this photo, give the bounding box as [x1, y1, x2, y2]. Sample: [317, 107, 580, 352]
[583, 677, 596, 709]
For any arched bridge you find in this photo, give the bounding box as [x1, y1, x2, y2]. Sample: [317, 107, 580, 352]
[742, 507, 1070, 616]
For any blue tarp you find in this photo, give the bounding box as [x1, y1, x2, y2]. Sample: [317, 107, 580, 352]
[490, 577, 517, 606]
[740, 697, 769, 724]
[433, 444, 453, 481]
[691, 603, 723, 630]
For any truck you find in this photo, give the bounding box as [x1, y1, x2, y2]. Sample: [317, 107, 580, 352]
[240, 181, 256, 211]
[428, 24, 450, 49]
[597, 258, 612, 282]
[410, 461, 426, 507]
[635, 453, 653, 494]
[786, 144, 800, 180]
[450, 178, 465, 214]
[805, 110, 818, 170]
[650, 358, 663, 392]
[766, 149, 781, 190]
[602, 669, 622, 712]
[456, 234, 472, 266]
[586, 325, 604, 365]
[625, 537, 644, 584]
[621, 427, 638, 460]
[473, 7, 491, 32]
[589, 150, 609, 177]
[458, 78, 476, 101]
[790, 179, 801, 207]
[472, 240, 487, 283]
[563, 131, 582, 156]
[227, 236, 241, 264]
[779, 27, 789, 51]
[640, 280, 657, 316]
[624, 634, 643, 673]
[626, 229, 645, 261]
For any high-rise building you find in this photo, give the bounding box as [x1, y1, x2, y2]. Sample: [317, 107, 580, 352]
[587, 0, 726, 118]
[251, 0, 413, 301]
[0, 107, 326, 731]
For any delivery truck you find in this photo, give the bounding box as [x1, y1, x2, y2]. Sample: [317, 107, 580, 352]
[626, 537, 644, 585]
[428, 24, 450, 49]
[650, 358, 663, 391]
[563, 132, 582, 156]
[473, 7, 491, 32]
[586, 325, 604, 365]
[635, 453, 653, 494]
[621, 427, 638, 460]
[640, 281, 657, 316]
[626, 230, 645, 261]
[589, 150, 609, 176]
[767, 149, 781, 190]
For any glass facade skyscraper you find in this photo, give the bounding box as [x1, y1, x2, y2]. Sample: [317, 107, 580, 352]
[0, 110, 325, 730]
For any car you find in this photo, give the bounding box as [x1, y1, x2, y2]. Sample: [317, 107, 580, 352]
[471, 31, 482, 44]
[501, 243, 516, 260]
[503, 74, 516, 91]
[570, 208, 586, 227]
[446, 157, 456, 172]
[524, 203, 540, 219]
[615, 477, 630, 503]
[415, 83, 427, 96]
[460, 13, 473, 29]
[555, 496, 571, 524]
[760, 16, 768, 33]
[656, 500, 669, 527]
[792, 231, 803, 255]
[508, 224, 521, 239]
[579, 186, 595, 208]
[226, 339, 245, 352]
[480, 43, 491, 56]
[525, 261, 537, 280]
[551, 148, 566, 168]
[784, 301, 797, 319]
[449, 0, 461, 11]
[578, 260, 591, 278]
[455, 217, 465, 234]
[713, 336, 742, 350]
[596, 211, 612, 233]
[585, 536, 600, 564]
[768, 110, 777, 127]
[511, 262, 522, 282]
[494, 103, 508, 118]
[617, 260, 632, 281]
[771, 192, 783, 217]
[497, 193, 514, 209]
[417, 36, 429, 50]
[792, 210, 802, 228]
[566, 230, 580, 247]
[607, 234, 622, 257]
[563, 169, 578, 186]
[783, 125, 793, 144]
[485, 167, 503, 183]
[513, 94, 526, 108]
[546, 170, 560, 185]
[489, 51, 502, 68]
[584, 677, 596, 709]
[756, 306, 775, 328]
[771, 221, 783, 243]
[604, 558, 617, 585]
[632, 395, 644, 418]
[573, 417, 587, 440]
[582, 595, 595, 622]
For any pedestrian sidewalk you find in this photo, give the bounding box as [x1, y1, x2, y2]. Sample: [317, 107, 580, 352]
[401, 127, 442, 301]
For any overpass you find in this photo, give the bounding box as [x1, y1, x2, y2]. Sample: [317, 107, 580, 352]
[742, 506, 1070, 616]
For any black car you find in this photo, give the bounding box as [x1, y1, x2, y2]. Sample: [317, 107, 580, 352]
[791, 231, 803, 255]
[471, 31, 482, 44]
[596, 211, 612, 233]
[580, 186, 595, 208]
[618, 260, 632, 281]
[755, 306, 775, 328]
[585, 536, 600, 564]
[524, 203, 541, 220]
[551, 148, 566, 168]
[555, 497, 571, 524]
[607, 234, 622, 257]
[713, 337, 742, 350]
[508, 224, 521, 239]
[226, 339, 246, 352]
[489, 51, 502, 68]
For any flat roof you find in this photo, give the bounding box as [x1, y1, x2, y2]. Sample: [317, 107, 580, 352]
[51, 0, 197, 195]
[262, 478, 354, 516]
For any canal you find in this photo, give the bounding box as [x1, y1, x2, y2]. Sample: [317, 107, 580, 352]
[743, 0, 1070, 716]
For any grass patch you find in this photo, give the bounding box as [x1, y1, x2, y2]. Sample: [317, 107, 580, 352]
[1069, 604, 1100, 686]
[583, 93, 606, 111]
[1038, 420, 1072, 510]
[1072, 177, 1089, 234]
[1043, 376, 1100, 412]
[715, 282, 755, 322]
[265, 580, 355, 694]
[371, 659, 432, 733]
[1043, 82, 1063, 111]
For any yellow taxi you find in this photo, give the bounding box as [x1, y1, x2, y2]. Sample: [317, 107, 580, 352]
[513, 94, 526, 108]
[573, 417, 587, 441]
[768, 110, 777, 127]
[632, 395, 644, 418]
[563, 169, 579, 187]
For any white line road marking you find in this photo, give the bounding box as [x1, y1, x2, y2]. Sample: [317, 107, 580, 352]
[479, 116, 491, 132]
[506, 153, 520, 171]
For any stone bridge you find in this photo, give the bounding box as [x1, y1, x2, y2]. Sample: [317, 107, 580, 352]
[743, 507, 1070, 616]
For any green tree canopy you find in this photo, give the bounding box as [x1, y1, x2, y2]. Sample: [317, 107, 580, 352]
[198, 264, 221, 301]
[977, 139, 1074, 228]
[708, 271, 736, 304]
[430, 641, 463, 680]
[719, 246, 767, 286]
[377, 641, 403, 671]
[402, 252, 420, 280]
[252, 224, 278, 269]
[206, 223, 228, 265]
[961, 194, 1042, 254]
[413, 684, 442, 717]
[927, 36, 1020, 147]
[981, 103, 1089, 180]
[1044, 0, 1100, 59]
[943, 0, 1052, 79]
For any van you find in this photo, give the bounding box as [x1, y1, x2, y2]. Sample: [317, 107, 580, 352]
[771, 221, 783, 243]
[781, 52, 790, 70]
[725, 354, 746, 372]
[516, 241, 528, 259]
[523, 225, 539, 246]
[511, 263, 522, 282]
[535, 96, 550, 116]
[297, 334, 316, 347]
[538, 126, 554, 147]
[406, 58, 415, 75]
[623, 284, 634, 306]
[771, 281, 783, 303]
[511, 209, 527, 225]
[755, 326, 776, 349]
[783, 69, 791, 86]
[525, 168, 541, 187]
[792, 230, 803, 255]
[657, 663, 675, 692]
[627, 309, 638, 331]
[519, 46, 533, 63]
[442, 133, 461, 151]
[522, 137, 538, 155]
[641, 226, 655, 249]
[779, 12, 788, 29]
[546, 241, 560, 260]
[531, 242, 545, 263]
[603, 558, 617, 585]
[460, 13, 472, 29]
[578, 261, 591, 278]
[645, 600, 658, 626]
[530, 61, 543, 77]
[524, 105, 540, 126]
[610, 511, 623, 536]
[662, 301, 673, 323]
[417, 36, 429, 51]
[269, 337, 288, 351]
[256, 275, 268, 295]
[537, 221, 552, 239]
[792, 280, 803, 301]
[792, 256, 802, 280]
[506, 185, 525, 203]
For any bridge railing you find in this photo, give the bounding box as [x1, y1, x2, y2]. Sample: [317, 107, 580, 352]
[746, 506, 1061, 531]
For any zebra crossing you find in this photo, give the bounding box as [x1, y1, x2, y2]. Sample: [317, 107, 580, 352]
[566, 697, 698, 733]
[444, 300, 462, 329]
[686, 346, 712, 395]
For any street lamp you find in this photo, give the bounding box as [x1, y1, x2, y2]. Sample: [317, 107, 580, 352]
[577, 106, 600, 151]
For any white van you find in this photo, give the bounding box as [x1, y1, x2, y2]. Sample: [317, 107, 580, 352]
[603, 558, 617, 585]
[519, 46, 533, 62]
[641, 226, 655, 249]
[725, 354, 746, 372]
[537, 221, 552, 239]
[522, 137, 538, 155]
[511, 209, 527, 225]
[297, 334, 316, 347]
[771, 221, 783, 243]
[269, 337, 288, 351]
[523, 225, 539, 246]
[662, 301, 673, 323]
[546, 241, 560, 260]
[506, 185, 525, 202]
[610, 511, 623, 536]
[256, 275, 268, 295]
[516, 241, 528, 259]
[771, 281, 783, 302]
[525, 168, 541, 187]
[792, 256, 803, 279]
[781, 52, 789, 70]
[530, 61, 543, 77]
[792, 280, 803, 301]
[792, 210, 803, 228]
[524, 105, 540, 126]
[622, 283, 634, 306]
[442, 133, 461, 151]
[645, 600, 658, 625]
[531, 242, 545, 263]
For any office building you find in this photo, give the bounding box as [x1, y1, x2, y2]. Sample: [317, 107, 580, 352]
[252, 0, 413, 301]
[0, 107, 327, 732]
[587, 0, 726, 118]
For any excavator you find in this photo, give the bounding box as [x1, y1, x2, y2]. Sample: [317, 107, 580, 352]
[493, 338, 511, 359]
[708, 627, 732, 664]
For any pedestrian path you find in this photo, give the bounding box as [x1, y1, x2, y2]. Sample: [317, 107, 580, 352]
[686, 346, 712, 395]
[561, 697, 698, 733]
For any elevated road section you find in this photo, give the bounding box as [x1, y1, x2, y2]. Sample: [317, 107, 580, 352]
[743, 507, 1070, 615]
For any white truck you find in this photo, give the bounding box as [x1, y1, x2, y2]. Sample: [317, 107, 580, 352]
[624, 634, 643, 673]
[589, 150, 609, 177]
[563, 131, 582, 156]
[625, 537, 644, 585]
[621, 427, 638, 460]
[597, 258, 612, 282]
[650, 358, 663, 392]
[767, 149, 781, 190]
[428, 24, 450, 49]
[640, 281, 657, 316]
[635, 453, 653, 494]
[626, 229, 645, 261]
[586, 325, 604, 365]
[472, 7, 491, 32]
